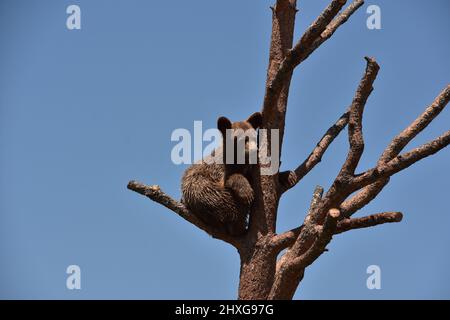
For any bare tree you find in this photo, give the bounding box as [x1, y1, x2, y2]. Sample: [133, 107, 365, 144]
[127, 0, 449, 299]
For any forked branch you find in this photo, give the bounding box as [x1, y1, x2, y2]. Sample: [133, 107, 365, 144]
[270, 61, 448, 299]
[263, 0, 364, 122]
[340, 84, 450, 217]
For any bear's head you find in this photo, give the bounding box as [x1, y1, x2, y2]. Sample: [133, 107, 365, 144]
[217, 112, 262, 166]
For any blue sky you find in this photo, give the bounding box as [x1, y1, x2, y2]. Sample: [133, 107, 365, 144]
[0, 0, 449, 299]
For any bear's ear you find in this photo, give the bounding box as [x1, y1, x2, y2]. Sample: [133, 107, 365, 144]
[217, 116, 232, 136]
[247, 112, 262, 129]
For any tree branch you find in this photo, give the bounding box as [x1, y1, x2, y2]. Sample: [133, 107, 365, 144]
[277, 186, 324, 254]
[280, 55, 379, 194]
[340, 178, 390, 218]
[353, 129, 450, 188]
[127, 180, 242, 248]
[335, 211, 403, 234]
[262, 0, 297, 133]
[254, 0, 364, 240]
[274, 71, 448, 258]
[340, 56, 379, 176]
[269, 186, 325, 298]
[280, 109, 349, 192]
[291, 208, 340, 268]
[269, 209, 340, 299]
[383, 130, 450, 174]
[340, 84, 449, 217]
[270, 210, 403, 252]
[297, 57, 380, 226]
[263, 0, 363, 122]
[303, 185, 325, 225]
[294, 0, 348, 55]
[380, 85, 450, 162]
[304, 0, 365, 61]
[270, 225, 303, 253]
[272, 82, 449, 255]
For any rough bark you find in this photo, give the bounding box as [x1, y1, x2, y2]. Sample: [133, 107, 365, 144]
[127, 0, 449, 300]
[238, 0, 298, 300]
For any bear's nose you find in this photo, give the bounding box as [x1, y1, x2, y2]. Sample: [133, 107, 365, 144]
[246, 140, 258, 152]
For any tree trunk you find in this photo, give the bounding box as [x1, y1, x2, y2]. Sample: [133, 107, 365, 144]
[237, 237, 277, 299]
[236, 0, 297, 300]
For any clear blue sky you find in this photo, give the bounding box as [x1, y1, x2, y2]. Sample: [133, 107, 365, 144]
[1, 0, 449, 299]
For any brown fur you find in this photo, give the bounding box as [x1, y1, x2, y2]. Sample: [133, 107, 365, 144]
[181, 112, 262, 235]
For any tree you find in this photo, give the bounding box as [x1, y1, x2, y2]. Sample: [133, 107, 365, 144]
[127, 0, 449, 299]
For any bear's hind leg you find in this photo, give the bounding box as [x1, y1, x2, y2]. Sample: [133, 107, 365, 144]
[225, 173, 254, 208]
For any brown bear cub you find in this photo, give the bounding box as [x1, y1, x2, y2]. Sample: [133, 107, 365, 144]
[181, 112, 262, 236]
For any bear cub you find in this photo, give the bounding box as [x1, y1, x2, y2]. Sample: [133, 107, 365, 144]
[181, 112, 262, 236]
